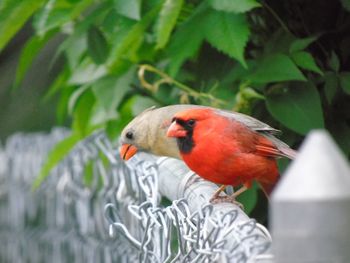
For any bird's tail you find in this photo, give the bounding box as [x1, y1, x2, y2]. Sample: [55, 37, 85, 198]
[259, 180, 277, 197]
[258, 169, 280, 198]
[280, 147, 297, 159]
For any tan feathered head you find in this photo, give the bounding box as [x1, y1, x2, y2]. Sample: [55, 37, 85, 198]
[120, 105, 203, 160]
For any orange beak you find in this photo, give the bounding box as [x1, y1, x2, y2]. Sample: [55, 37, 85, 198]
[120, 144, 138, 161]
[167, 122, 187, 138]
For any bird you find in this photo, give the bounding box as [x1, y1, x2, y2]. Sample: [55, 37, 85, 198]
[166, 107, 296, 201]
[120, 104, 206, 161]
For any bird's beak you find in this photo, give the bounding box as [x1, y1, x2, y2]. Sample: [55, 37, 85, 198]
[120, 144, 138, 161]
[167, 122, 187, 138]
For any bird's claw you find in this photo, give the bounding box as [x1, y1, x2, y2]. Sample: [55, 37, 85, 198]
[209, 195, 244, 210]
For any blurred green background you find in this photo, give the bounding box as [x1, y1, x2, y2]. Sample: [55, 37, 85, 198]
[1, 0, 350, 217]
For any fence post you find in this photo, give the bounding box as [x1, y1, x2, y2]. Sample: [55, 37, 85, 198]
[271, 130, 350, 263]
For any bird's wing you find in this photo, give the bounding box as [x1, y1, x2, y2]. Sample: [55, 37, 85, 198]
[255, 133, 297, 159]
[215, 109, 297, 159]
[215, 109, 281, 134]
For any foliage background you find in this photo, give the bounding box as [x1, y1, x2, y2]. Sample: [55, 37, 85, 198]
[1, 0, 350, 219]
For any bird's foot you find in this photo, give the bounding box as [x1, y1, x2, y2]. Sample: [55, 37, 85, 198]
[209, 195, 244, 210]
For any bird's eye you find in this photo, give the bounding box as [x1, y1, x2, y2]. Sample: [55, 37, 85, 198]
[187, 119, 196, 127]
[126, 131, 134, 140]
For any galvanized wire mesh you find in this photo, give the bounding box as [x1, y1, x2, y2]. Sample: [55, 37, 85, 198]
[0, 128, 272, 263]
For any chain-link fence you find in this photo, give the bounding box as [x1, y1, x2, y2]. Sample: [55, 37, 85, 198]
[0, 128, 274, 262]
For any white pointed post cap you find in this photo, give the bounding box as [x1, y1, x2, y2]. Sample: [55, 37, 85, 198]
[271, 130, 350, 263]
[272, 130, 350, 201]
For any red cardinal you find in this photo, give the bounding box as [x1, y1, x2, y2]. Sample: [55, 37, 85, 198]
[166, 107, 296, 200]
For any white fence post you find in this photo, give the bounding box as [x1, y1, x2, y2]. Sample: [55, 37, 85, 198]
[271, 130, 350, 263]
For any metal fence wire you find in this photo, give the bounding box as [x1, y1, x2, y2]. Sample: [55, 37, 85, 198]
[0, 128, 272, 263]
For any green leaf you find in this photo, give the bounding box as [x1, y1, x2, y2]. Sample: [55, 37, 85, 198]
[107, 5, 161, 72]
[339, 72, 350, 94]
[55, 2, 110, 68]
[209, 0, 260, 13]
[72, 90, 95, 136]
[14, 31, 55, 89]
[135, 41, 157, 61]
[56, 86, 75, 124]
[61, 33, 87, 69]
[0, 0, 6, 10]
[68, 58, 107, 85]
[33, 7, 71, 37]
[323, 72, 338, 104]
[155, 0, 184, 49]
[33, 132, 81, 190]
[167, 4, 208, 76]
[90, 67, 135, 125]
[87, 25, 109, 65]
[291, 51, 323, 75]
[240, 86, 265, 100]
[266, 82, 325, 135]
[264, 29, 295, 55]
[204, 11, 249, 67]
[83, 160, 94, 187]
[42, 66, 70, 102]
[249, 53, 306, 83]
[68, 84, 91, 114]
[340, 0, 350, 12]
[33, 0, 93, 36]
[114, 0, 141, 20]
[329, 51, 340, 72]
[92, 76, 123, 113]
[289, 36, 319, 53]
[0, 0, 45, 52]
[331, 121, 350, 156]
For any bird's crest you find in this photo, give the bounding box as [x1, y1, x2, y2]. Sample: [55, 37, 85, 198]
[173, 108, 212, 122]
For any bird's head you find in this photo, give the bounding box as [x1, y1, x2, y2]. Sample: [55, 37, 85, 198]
[120, 129, 139, 161]
[119, 106, 157, 161]
[167, 108, 211, 137]
[167, 108, 212, 153]
[119, 105, 201, 161]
